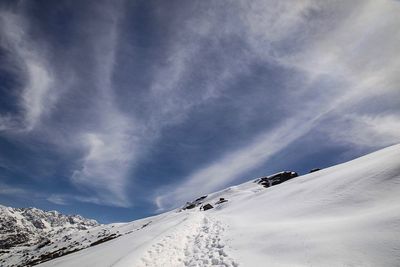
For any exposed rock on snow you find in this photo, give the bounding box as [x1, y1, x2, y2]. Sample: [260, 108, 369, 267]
[309, 168, 321, 173]
[215, 197, 228, 205]
[0, 206, 100, 266]
[181, 195, 208, 211]
[0, 206, 98, 250]
[201, 204, 214, 211]
[194, 196, 207, 202]
[256, 171, 298, 187]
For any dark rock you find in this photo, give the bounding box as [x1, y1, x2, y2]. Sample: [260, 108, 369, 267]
[202, 204, 214, 211]
[194, 195, 207, 202]
[0, 233, 30, 249]
[184, 203, 196, 209]
[182, 195, 209, 210]
[25, 247, 82, 266]
[141, 221, 152, 229]
[31, 219, 46, 229]
[257, 171, 298, 188]
[309, 168, 321, 173]
[215, 198, 228, 204]
[260, 180, 270, 188]
[90, 234, 120, 247]
[37, 239, 51, 249]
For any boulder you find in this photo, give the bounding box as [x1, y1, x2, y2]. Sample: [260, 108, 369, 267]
[202, 204, 214, 211]
[184, 203, 196, 210]
[215, 198, 228, 204]
[257, 171, 298, 188]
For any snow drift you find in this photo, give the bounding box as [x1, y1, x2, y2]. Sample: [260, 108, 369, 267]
[4, 144, 400, 266]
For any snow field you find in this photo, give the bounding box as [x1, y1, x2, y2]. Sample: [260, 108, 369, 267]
[35, 144, 400, 267]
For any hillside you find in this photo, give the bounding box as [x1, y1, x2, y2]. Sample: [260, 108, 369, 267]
[2, 144, 400, 266]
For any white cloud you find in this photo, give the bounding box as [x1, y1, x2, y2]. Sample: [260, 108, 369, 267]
[276, 1, 400, 91]
[47, 193, 109, 206]
[238, 0, 318, 47]
[47, 194, 68, 205]
[68, 2, 139, 207]
[72, 128, 135, 207]
[0, 6, 136, 207]
[325, 114, 400, 149]
[22, 61, 53, 130]
[0, 11, 54, 131]
[0, 114, 19, 131]
[0, 182, 43, 201]
[0, 3, 137, 207]
[0, 183, 28, 196]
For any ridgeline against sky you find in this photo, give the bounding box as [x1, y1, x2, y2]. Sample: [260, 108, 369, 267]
[0, 0, 399, 222]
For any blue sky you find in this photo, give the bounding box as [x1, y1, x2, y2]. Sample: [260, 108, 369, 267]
[0, 0, 399, 223]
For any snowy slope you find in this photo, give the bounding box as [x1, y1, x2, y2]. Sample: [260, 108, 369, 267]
[4, 144, 400, 266]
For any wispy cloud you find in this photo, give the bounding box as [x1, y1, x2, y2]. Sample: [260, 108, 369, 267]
[324, 114, 400, 149]
[47, 194, 68, 205]
[1, 0, 399, 216]
[154, 0, 400, 210]
[72, 127, 135, 207]
[68, 1, 138, 207]
[47, 193, 109, 206]
[0, 10, 54, 131]
[0, 182, 28, 196]
[1, 2, 137, 207]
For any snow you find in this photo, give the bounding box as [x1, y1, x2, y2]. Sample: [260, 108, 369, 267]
[0, 206, 100, 266]
[30, 144, 400, 266]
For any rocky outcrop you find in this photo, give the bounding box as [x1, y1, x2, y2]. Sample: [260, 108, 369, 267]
[215, 198, 228, 205]
[256, 171, 298, 188]
[0, 205, 98, 250]
[0, 205, 100, 266]
[182, 195, 208, 210]
[201, 204, 214, 211]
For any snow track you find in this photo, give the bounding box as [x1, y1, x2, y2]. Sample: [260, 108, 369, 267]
[140, 213, 238, 267]
[184, 215, 238, 267]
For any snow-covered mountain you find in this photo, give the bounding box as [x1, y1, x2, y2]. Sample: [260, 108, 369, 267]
[2, 144, 400, 267]
[0, 206, 101, 266]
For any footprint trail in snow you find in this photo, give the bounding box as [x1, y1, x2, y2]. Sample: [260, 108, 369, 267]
[140, 213, 238, 267]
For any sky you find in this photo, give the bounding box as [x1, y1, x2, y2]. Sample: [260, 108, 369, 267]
[0, 0, 399, 223]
